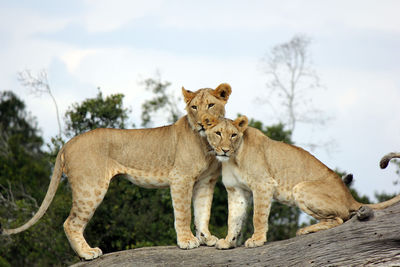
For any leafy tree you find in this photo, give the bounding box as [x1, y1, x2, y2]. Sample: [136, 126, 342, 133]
[141, 75, 183, 127]
[374, 191, 396, 202]
[0, 91, 74, 266]
[64, 88, 129, 138]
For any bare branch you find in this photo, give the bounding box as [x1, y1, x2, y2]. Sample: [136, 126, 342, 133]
[259, 34, 329, 134]
[0, 182, 18, 210]
[17, 69, 62, 137]
[140, 71, 183, 127]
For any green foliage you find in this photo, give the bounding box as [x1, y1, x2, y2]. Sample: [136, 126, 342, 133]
[209, 180, 228, 239]
[391, 159, 400, 186]
[0, 91, 76, 266]
[141, 76, 182, 127]
[64, 88, 129, 138]
[85, 178, 176, 253]
[248, 117, 293, 145]
[267, 202, 300, 241]
[0, 91, 49, 208]
[374, 191, 396, 202]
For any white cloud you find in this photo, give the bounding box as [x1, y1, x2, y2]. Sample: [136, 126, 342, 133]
[0, 5, 74, 90]
[60, 49, 100, 72]
[0, 6, 71, 38]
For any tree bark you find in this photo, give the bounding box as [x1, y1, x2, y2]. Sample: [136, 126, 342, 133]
[71, 202, 400, 266]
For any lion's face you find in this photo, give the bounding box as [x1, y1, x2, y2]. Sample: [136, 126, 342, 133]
[202, 115, 248, 162]
[182, 83, 231, 136]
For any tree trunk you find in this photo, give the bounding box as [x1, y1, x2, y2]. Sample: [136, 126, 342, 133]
[71, 202, 400, 266]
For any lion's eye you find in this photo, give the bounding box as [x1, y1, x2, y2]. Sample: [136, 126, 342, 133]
[208, 103, 214, 109]
[191, 105, 197, 110]
[231, 133, 237, 138]
[216, 131, 221, 136]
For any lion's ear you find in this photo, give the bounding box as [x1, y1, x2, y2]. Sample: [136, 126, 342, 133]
[202, 114, 219, 130]
[182, 87, 196, 104]
[212, 83, 231, 102]
[233, 116, 248, 133]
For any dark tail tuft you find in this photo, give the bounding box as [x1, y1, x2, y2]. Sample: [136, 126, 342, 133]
[380, 152, 400, 169]
[380, 157, 391, 169]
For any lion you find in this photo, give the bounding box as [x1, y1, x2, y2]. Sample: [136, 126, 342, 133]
[201, 114, 400, 249]
[1, 83, 232, 260]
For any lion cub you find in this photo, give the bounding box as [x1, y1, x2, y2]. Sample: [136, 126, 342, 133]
[2, 84, 232, 260]
[202, 114, 400, 249]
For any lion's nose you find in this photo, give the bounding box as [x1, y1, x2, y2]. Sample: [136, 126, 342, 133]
[222, 149, 229, 154]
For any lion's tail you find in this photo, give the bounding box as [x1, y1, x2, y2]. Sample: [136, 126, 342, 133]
[360, 152, 400, 210]
[1, 147, 65, 235]
[364, 194, 400, 210]
[379, 152, 400, 169]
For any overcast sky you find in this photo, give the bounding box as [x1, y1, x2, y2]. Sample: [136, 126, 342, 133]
[1, 0, 400, 200]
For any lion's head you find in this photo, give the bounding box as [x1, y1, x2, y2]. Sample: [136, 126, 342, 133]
[201, 115, 248, 161]
[182, 83, 231, 136]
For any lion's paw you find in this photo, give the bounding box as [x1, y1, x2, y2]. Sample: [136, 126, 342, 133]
[244, 237, 265, 248]
[198, 233, 219, 246]
[79, 247, 103, 260]
[215, 238, 234, 250]
[178, 235, 200, 249]
[296, 227, 310, 236]
[204, 235, 219, 246]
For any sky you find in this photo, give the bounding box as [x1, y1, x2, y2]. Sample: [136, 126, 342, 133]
[1, 0, 400, 201]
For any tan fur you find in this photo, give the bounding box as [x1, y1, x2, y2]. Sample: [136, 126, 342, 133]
[202, 115, 400, 249]
[1, 84, 232, 260]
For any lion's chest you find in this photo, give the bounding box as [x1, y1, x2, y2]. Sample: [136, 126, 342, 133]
[221, 162, 251, 191]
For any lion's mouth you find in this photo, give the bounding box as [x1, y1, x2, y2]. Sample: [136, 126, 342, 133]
[216, 154, 230, 162]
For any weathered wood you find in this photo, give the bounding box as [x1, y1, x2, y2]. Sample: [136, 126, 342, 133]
[71, 202, 400, 266]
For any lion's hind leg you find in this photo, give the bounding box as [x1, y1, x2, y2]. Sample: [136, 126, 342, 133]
[64, 175, 110, 260]
[292, 179, 349, 236]
[296, 218, 343, 236]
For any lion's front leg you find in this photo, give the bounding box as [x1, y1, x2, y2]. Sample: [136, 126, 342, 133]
[216, 186, 251, 249]
[170, 179, 200, 249]
[192, 174, 219, 246]
[244, 182, 275, 248]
